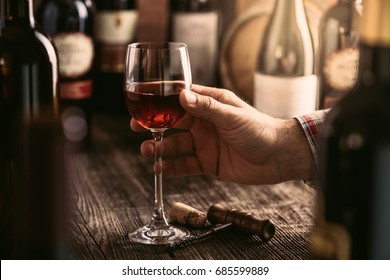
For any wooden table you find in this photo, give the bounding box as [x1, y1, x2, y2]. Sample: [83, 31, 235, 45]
[69, 114, 317, 260]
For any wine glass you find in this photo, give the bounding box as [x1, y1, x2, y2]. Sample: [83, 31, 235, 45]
[124, 42, 191, 244]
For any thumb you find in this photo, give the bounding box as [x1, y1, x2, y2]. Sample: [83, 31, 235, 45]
[180, 89, 240, 129]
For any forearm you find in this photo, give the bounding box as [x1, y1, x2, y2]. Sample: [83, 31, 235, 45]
[275, 118, 317, 182]
[273, 110, 329, 182]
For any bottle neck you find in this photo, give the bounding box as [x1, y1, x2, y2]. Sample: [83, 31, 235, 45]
[4, 0, 35, 27]
[358, 0, 390, 85]
[272, 0, 307, 29]
[360, 0, 390, 48]
[273, 0, 304, 17]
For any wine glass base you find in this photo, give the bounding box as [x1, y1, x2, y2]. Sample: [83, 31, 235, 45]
[129, 224, 190, 245]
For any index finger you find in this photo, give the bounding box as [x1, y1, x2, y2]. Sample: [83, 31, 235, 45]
[130, 118, 147, 132]
[191, 84, 251, 109]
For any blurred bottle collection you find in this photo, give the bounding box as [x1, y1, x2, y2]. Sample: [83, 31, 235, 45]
[1, 0, 389, 259]
[21, 0, 366, 118]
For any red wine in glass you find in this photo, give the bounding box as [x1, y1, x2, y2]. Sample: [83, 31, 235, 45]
[125, 81, 186, 130]
[125, 42, 191, 245]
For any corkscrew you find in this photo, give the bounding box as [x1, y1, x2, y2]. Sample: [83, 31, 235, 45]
[207, 203, 275, 242]
[167, 203, 275, 254]
[167, 223, 233, 255]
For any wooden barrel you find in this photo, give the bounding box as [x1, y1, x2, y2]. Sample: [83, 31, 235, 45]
[219, 0, 337, 104]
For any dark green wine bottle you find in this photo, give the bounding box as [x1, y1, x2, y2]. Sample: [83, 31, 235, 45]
[313, 0, 390, 260]
[0, 0, 69, 259]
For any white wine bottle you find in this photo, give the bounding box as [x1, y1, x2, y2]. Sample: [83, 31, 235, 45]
[254, 0, 317, 119]
[314, 0, 390, 259]
[171, 0, 220, 86]
[318, 0, 362, 109]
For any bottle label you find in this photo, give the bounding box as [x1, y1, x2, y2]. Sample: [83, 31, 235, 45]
[53, 33, 94, 78]
[60, 80, 93, 100]
[323, 48, 359, 92]
[172, 12, 219, 86]
[94, 10, 138, 72]
[253, 74, 318, 119]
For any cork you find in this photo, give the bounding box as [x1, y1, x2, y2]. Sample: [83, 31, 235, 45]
[169, 202, 208, 228]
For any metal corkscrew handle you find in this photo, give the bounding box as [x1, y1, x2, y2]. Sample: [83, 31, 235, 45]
[207, 204, 275, 243]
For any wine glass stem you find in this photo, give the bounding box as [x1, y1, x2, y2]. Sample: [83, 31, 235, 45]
[152, 131, 169, 227]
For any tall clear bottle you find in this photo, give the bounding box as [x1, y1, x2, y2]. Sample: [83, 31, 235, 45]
[171, 0, 220, 86]
[313, 0, 390, 259]
[253, 0, 317, 119]
[318, 0, 362, 109]
[36, 0, 95, 151]
[0, 0, 68, 259]
[93, 0, 138, 114]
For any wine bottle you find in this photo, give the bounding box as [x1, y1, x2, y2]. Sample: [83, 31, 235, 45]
[253, 0, 317, 119]
[313, 0, 390, 259]
[93, 0, 138, 114]
[318, 0, 362, 109]
[0, 0, 68, 259]
[171, 0, 220, 86]
[0, 0, 59, 172]
[36, 0, 95, 151]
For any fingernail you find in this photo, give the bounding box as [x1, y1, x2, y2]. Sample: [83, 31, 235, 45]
[184, 90, 197, 105]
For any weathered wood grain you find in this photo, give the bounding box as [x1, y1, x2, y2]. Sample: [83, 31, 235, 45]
[69, 114, 316, 260]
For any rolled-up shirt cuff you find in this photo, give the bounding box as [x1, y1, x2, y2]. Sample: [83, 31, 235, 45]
[295, 109, 329, 168]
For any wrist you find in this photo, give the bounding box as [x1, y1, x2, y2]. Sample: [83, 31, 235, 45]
[275, 118, 317, 182]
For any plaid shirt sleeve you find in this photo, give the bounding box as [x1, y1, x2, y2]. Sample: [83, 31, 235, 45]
[295, 109, 329, 168]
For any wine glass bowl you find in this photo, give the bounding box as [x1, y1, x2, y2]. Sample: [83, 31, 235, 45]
[124, 81, 187, 131]
[124, 42, 191, 244]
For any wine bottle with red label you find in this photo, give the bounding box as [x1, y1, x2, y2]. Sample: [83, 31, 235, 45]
[36, 0, 95, 151]
[93, 0, 138, 114]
